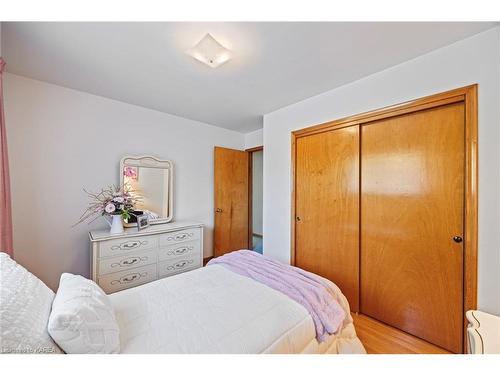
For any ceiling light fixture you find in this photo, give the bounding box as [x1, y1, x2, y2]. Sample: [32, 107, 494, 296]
[187, 33, 232, 68]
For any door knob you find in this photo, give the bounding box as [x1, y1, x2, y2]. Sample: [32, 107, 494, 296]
[215, 208, 223, 213]
[296, 216, 301, 222]
[453, 236, 463, 243]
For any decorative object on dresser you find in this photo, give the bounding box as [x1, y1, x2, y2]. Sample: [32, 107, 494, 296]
[90, 222, 203, 293]
[136, 213, 150, 231]
[120, 155, 174, 226]
[106, 214, 125, 235]
[76, 184, 141, 235]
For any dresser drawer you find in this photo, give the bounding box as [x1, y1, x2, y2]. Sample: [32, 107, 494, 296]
[158, 240, 201, 262]
[98, 264, 157, 294]
[99, 235, 159, 258]
[98, 249, 157, 276]
[158, 255, 201, 278]
[159, 227, 201, 247]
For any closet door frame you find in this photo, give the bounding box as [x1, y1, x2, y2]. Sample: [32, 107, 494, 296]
[291, 84, 478, 349]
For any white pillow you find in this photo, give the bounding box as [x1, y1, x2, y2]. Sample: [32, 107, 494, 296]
[0, 253, 62, 354]
[48, 273, 120, 354]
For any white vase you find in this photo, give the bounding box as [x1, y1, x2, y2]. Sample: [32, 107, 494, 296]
[107, 214, 124, 235]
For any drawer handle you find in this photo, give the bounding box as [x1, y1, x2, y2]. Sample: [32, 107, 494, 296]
[122, 274, 138, 283]
[111, 240, 148, 251]
[166, 246, 194, 256]
[122, 258, 139, 265]
[110, 272, 147, 285]
[111, 256, 148, 268]
[166, 259, 194, 271]
[166, 232, 194, 242]
[123, 243, 138, 249]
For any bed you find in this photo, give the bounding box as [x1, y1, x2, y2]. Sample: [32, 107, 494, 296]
[110, 262, 364, 354]
[0, 252, 365, 354]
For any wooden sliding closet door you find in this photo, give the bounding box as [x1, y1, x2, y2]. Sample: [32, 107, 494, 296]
[295, 126, 360, 311]
[360, 103, 465, 353]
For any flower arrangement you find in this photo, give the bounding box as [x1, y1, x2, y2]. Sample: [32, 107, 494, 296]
[75, 184, 141, 226]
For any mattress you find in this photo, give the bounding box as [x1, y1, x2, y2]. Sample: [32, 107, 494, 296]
[109, 265, 365, 354]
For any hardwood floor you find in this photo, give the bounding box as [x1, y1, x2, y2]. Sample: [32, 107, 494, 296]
[203, 256, 214, 266]
[352, 314, 451, 354]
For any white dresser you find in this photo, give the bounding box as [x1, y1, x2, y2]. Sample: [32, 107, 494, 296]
[90, 222, 203, 294]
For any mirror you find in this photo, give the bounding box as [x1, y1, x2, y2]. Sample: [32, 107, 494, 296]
[120, 155, 173, 225]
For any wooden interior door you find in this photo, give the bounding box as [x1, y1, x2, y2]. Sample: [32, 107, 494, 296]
[360, 102, 465, 353]
[295, 126, 360, 311]
[214, 147, 249, 257]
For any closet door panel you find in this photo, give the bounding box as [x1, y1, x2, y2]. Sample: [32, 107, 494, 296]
[295, 125, 360, 311]
[360, 103, 465, 353]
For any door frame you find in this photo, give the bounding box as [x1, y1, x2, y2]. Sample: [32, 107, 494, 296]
[246, 146, 264, 249]
[290, 84, 478, 349]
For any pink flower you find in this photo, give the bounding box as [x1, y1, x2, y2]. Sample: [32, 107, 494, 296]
[124, 167, 137, 179]
[105, 203, 116, 214]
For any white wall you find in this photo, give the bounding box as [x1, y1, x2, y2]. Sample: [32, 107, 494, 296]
[4, 73, 244, 290]
[263, 27, 500, 315]
[244, 128, 263, 149]
[252, 150, 263, 236]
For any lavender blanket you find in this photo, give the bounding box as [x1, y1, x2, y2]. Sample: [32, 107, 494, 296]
[207, 250, 346, 342]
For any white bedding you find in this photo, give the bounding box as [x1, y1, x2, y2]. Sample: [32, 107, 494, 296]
[109, 265, 365, 354]
[0, 253, 61, 354]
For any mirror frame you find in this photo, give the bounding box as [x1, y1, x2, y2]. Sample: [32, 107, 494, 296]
[120, 154, 174, 224]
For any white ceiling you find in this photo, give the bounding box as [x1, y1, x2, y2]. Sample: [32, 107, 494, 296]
[2, 22, 497, 133]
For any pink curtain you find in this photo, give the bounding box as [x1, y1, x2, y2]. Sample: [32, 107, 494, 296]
[0, 57, 13, 256]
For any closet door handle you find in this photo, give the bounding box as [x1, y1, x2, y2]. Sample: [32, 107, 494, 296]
[453, 236, 463, 243]
[215, 208, 223, 213]
[296, 216, 302, 222]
